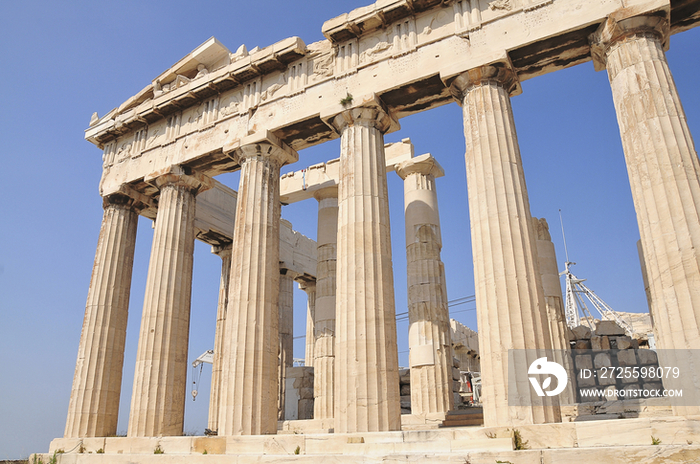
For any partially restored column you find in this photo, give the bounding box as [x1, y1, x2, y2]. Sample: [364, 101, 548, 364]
[532, 218, 568, 352]
[208, 243, 232, 433]
[591, 9, 700, 414]
[128, 167, 213, 437]
[278, 268, 296, 421]
[300, 281, 316, 368]
[312, 186, 338, 420]
[532, 217, 574, 405]
[322, 97, 401, 432]
[217, 132, 298, 435]
[448, 60, 560, 426]
[395, 154, 454, 417]
[65, 193, 141, 438]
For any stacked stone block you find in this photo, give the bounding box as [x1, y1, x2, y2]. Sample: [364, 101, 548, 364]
[283, 367, 315, 421]
[398, 357, 465, 414]
[571, 321, 661, 403]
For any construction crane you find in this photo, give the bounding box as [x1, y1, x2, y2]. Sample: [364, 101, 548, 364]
[558, 211, 634, 335]
[560, 261, 633, 334]
[191, 350, 214, 401]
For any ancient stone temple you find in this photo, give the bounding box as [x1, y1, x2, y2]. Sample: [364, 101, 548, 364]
[38, 0, 700, 462]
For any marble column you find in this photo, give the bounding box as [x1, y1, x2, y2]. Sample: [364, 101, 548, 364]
[395, 154, 454, 416]
[64, 193, 141, 438]
[322, 97, 401, 432]
[448, 61, 560, 426]
[532, 218, 568, 352]
[300, 281, 316, 368]
[278, 268, 296, 421]
[532, 217, 574, 405]
[217, 132, 298, 435]
[312, 186, 338, 420]
[208, 243, 232, 433]
[128, 167, 213, 437]
[591, 10, 700, 415]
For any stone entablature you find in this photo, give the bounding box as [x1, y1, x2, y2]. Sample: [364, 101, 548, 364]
[280, 138, 413, 204]
[86, 0, 697, 197]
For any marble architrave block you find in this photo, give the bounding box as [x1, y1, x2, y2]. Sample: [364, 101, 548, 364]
[448, 60, 561, 427]
[321, 96, 402, 433]
[65, 194, 140, 438]
[591, 9, 700, 416]
[217, 132, 298, 436]
[395, 154, 454, 416]
[128, 168, 214, 437]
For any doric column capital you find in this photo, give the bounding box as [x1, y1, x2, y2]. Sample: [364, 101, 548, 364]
[211, 242, 233, 259]
[145, 165, 215, 195]
[298, 279, 317, 294]
[395, 153, 445, 181]
[102, 193, 138, 210]
[320, 93, 399, 135]
[224, 130, 298, 169]
[590, 8, 670, 71]
[313, 186, 338, 202]
[279, 264, 302, 281]
[103, 184, 155, 213]
[447, 57, 521, 102]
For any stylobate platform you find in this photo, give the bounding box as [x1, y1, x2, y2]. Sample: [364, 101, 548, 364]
[35, 416, 700, 463]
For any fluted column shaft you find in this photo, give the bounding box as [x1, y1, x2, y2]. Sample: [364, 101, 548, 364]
[396, 155, 454, 416]
[217, 136, 297, 435]
[278, 270, 295, 421]
[128, 170, 211, 437]
[532, 217, 574, 404]
[299, 282, 316, 367]
[450, 63, 560, 426]
[592, 12, 700, 415]
[208, 243, 232, 432]
[327, 102, 401, 432]
[303, 283, 316, 368]
[532, 218, 568, 352]
[65, 194, 139, 438]
[313, 187, 338, 420]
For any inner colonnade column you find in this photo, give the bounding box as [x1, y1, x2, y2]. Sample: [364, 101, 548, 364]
[591, 10, 700, 414]
[217, 133, 298, 435]
[128, 167, 214, 437]
[447, 60, 560, 426]
[301, 281, 317, 368]
[531, 218, 569, 352]
[278, 267, 298, 421]
[395, 155, 454, 417]
[322, 97, 401, 433]
[208, 243, 232, 433]
[64, 193, 142, 438]
[312, 186, 338, 421]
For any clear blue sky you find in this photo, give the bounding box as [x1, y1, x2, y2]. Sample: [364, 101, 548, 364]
[1, 0, 698, 459]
